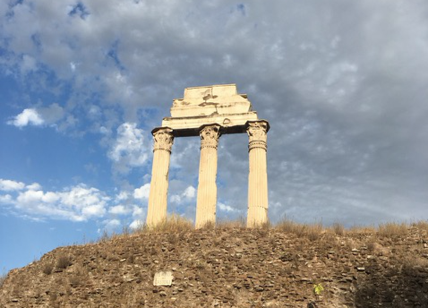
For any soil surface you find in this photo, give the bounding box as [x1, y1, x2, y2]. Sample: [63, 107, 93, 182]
[1, 225, 428, 307]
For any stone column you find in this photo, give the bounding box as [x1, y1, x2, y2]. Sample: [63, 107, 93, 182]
[195, 124, 221, 228]
[246, 120, 270, 228]
[146, 127, 174, 227]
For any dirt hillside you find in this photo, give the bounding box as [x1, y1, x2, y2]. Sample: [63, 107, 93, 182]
[1, 222, 428, 307]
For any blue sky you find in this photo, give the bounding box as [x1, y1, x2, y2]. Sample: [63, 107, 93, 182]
[1, 1, 428, 273]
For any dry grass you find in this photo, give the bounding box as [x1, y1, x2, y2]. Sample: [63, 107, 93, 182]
[276, 219, 323, 241]
[347, 225, 377, 235]
[377, 222, 409, 238]
[139, 214, 193, 233]
[42, 263, 54, 275]
[0, 273, 6, 287]
[412, 221, 428, 232]
[216, 217, 246, 229]
[56, 254, 72, 270]
[331, 223, 345, 236]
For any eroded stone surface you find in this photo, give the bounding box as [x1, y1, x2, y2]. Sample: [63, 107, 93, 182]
[162, 84, 258, 136]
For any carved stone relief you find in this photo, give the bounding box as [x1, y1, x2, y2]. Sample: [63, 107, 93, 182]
[199, 125, 221, 149]
[153, 128, 174, 153]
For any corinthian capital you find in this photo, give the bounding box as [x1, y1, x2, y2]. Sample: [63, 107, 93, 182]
[246, 120, 270, 151]
[153, 127, 174, 153]
[199, 124, 221, 149]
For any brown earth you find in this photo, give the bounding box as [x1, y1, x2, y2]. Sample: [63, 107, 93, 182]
[1, 222, 428, 308]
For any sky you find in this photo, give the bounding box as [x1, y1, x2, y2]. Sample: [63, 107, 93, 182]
[1, 0, 428, 273]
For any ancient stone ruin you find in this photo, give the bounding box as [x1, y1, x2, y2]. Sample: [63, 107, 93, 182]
[146, 84, 269, 228]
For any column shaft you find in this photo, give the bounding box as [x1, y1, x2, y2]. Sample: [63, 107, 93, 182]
[146, 128, 174, 227]
[247, 121, 269, 227]
[195, 125, 221, 228]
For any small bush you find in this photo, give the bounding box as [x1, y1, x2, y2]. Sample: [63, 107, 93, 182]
[42, 263, 54, 275]
[56, 255, 72, 269]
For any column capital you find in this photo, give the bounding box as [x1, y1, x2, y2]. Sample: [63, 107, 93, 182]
[199, 124, 221, 150]
[246, 120, 269, 151]
[152, 127, 174, 153]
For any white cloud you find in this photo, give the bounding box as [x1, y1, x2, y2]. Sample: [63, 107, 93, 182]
[6, 104, 65, 129]
[170, 185, 197, 204]
[26, 183, 42, 191]
[183, 186, 196, 199]
[132, 205, 144, 218]
[0, 179, 25, 191]
[8, 109, 44, 127]
[109, 204, 130, 215]
[133, 183, 150, 200]
[108, 122, 148, 174]
[129, 219, 144, 230]
[103, 218, 121, 231]
[0, 194, 13, 204]
[218, 202, 238, 213]
[1, 181, 109, 222]
[129, 205, 145, 230]
[115, 191, 129, 202]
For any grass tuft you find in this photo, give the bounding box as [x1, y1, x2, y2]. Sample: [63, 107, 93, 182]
[378, 222, 408, 238]
[140, 215, 193, 233]
[56, 254, 72, 270]
[42, 263, 54, 275]
[276, 219, 323, 241]
[0, 273, 6, 287]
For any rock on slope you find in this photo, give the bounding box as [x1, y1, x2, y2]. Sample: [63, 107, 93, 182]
[1, 225, 428, 307]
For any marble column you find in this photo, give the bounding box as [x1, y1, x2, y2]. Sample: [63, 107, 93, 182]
[246, 120, 270, 227]
[146, 127, 174, 227]
[195, 124, 221, 228]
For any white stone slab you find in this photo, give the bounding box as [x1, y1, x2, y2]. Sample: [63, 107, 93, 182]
[153, 271, 173, 286]
[170, 84, 253, 118]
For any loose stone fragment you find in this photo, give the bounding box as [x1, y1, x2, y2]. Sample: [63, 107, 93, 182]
[153, 271, 173, 286]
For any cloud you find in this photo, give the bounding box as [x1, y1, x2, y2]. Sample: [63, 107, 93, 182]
[218, 202, 239, 213]
[170, 185, 197, 204]
[26, 183, 42, 191]
[38, 103, 65, 125]
[129, 219, 144, 230]
[134, 183, 150, 200]
[7, 104, 65, 129]
[129, 205, 145, 230]
[0, 181, 110, 222]
[182, 186, 196, 199]
[7, 109, 44, 127]
[109, 205, 130, 215]
[108, 122, 148, 174]
[0, 179, 25, 191]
